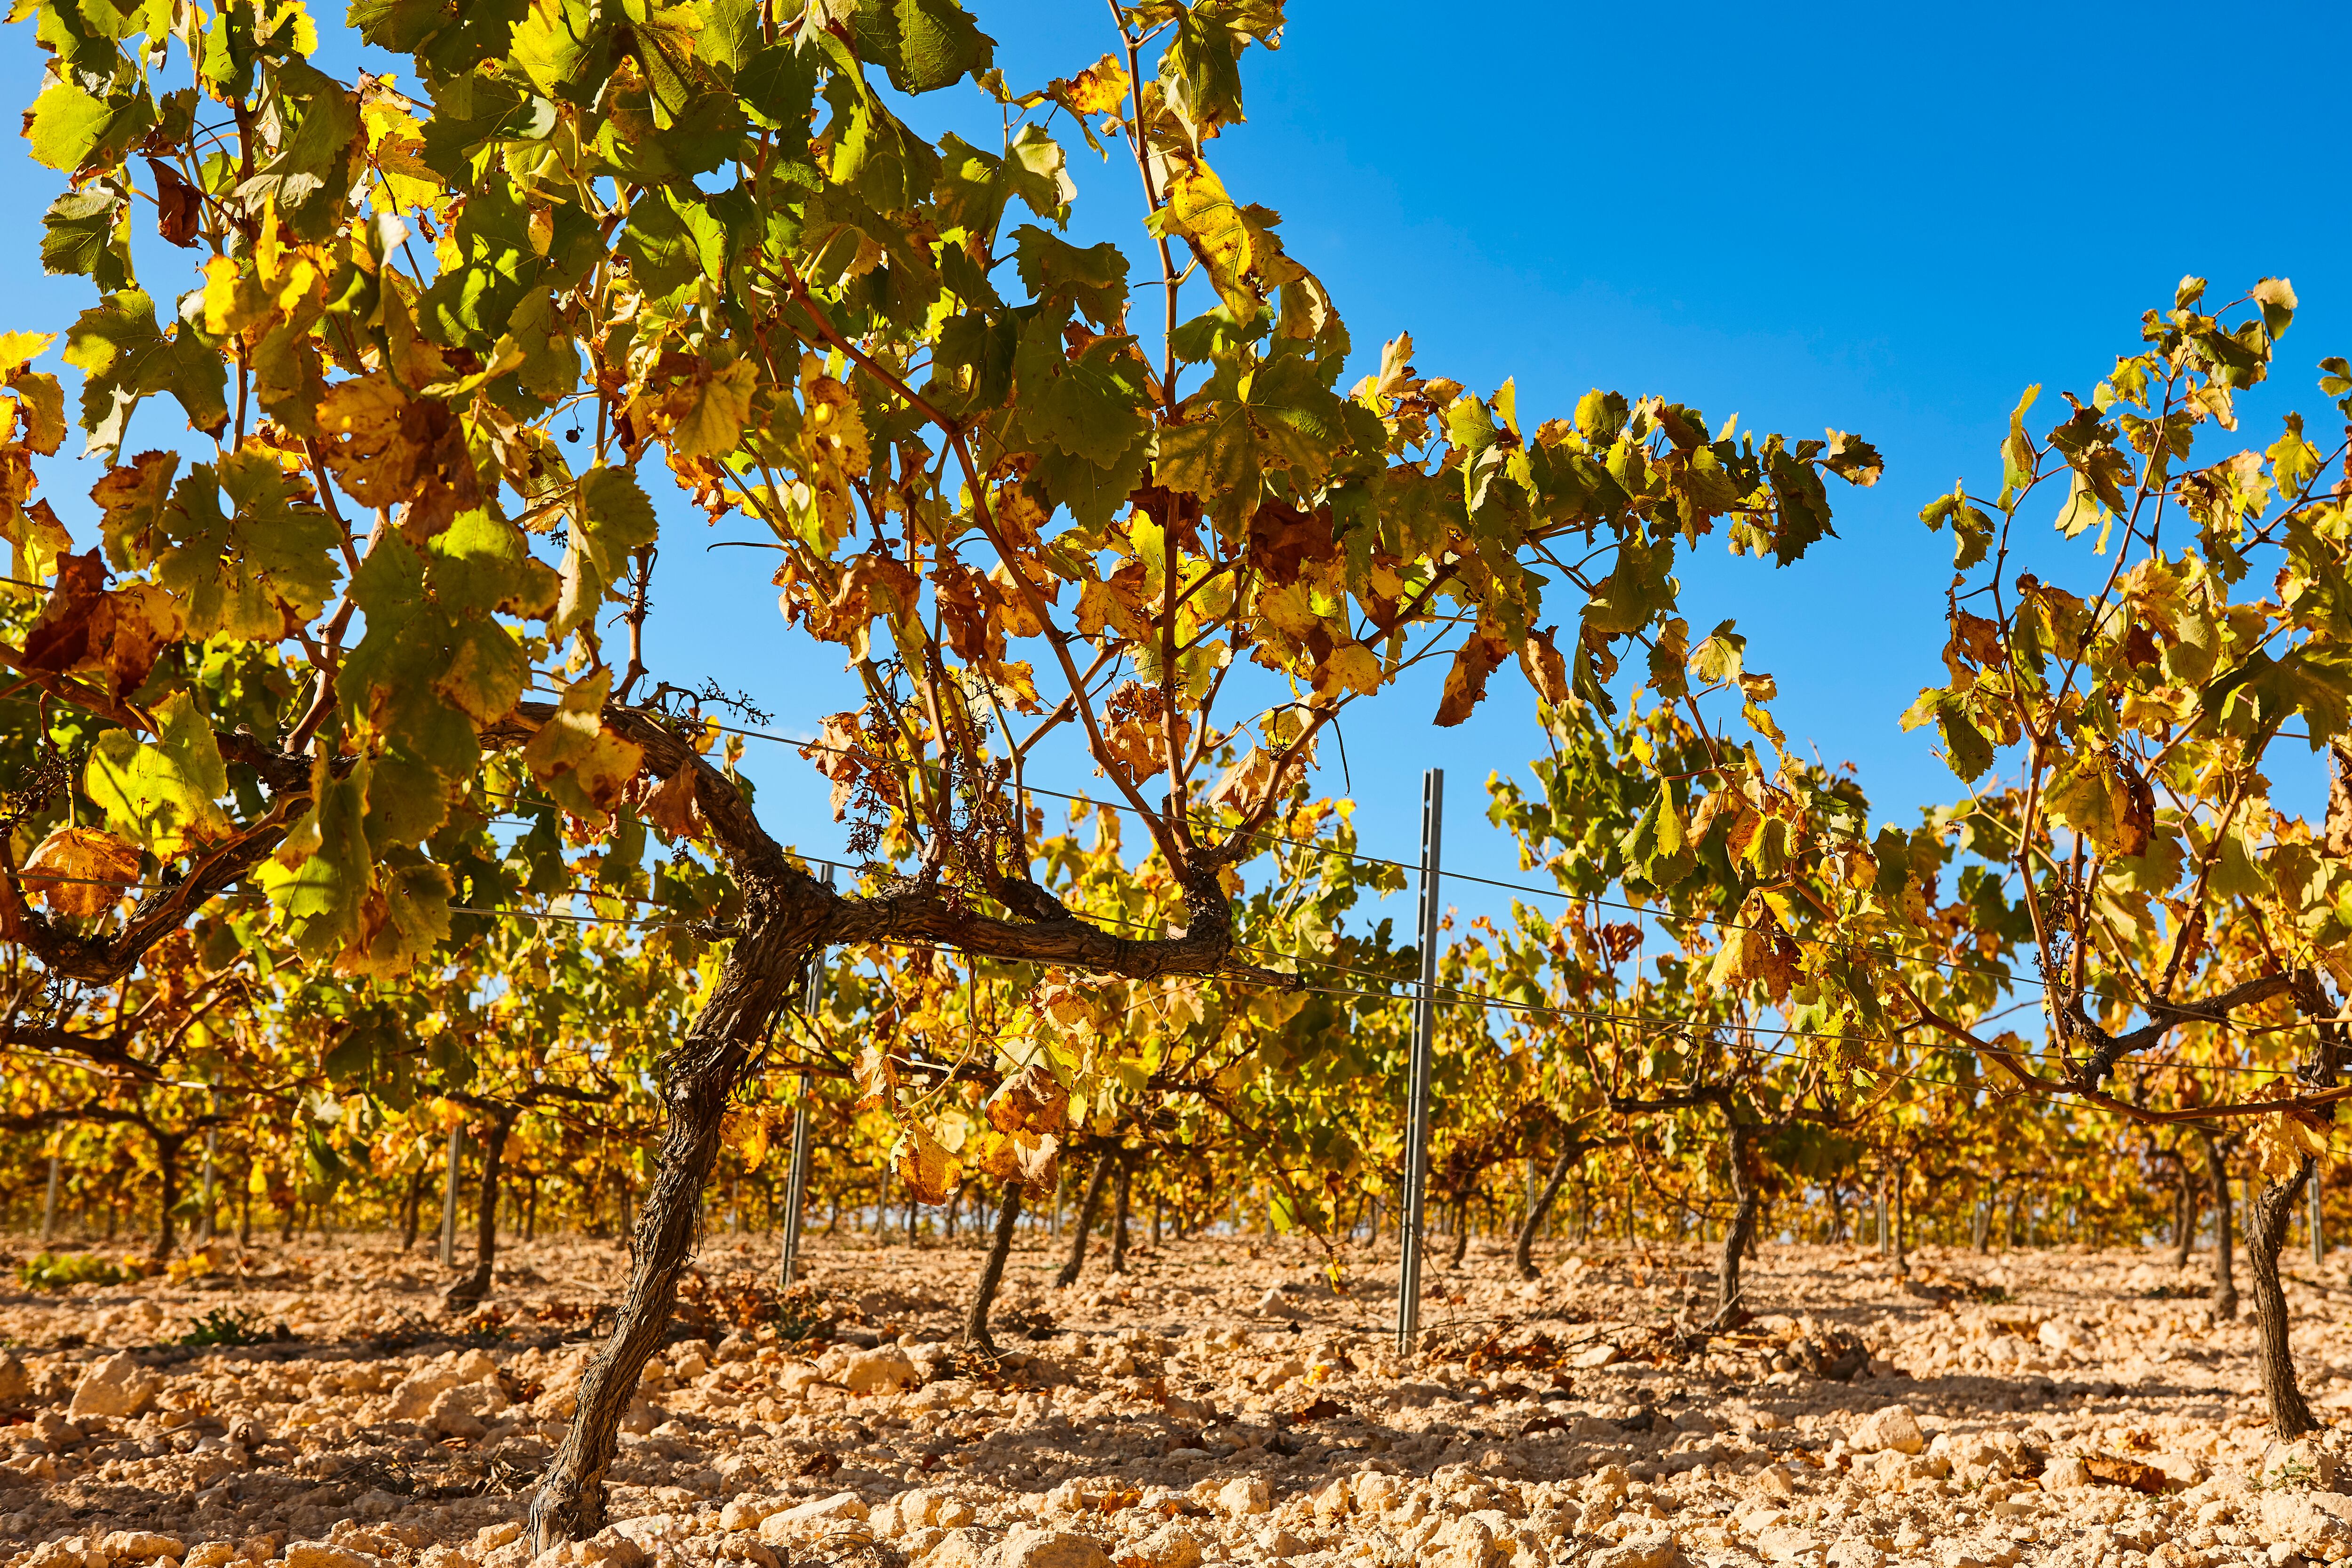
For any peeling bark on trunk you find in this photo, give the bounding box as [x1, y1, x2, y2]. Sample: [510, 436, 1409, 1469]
[1514, 1144, 1580, 1280]
[1108, 1155, 1133, 1275]
[447, 1109, 515, 1311]
[528, 916, 810, 1549]
[2203, 1132, 2239, 1320]
[1055, 1155, 1111, 1289]
[962, 1183, 1024, 1354]
[1712, 1125, 1760, 1330]
[2247, 1154, 2320, 1437]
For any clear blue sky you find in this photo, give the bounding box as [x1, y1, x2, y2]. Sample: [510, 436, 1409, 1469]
[8, 1, 2351, 931]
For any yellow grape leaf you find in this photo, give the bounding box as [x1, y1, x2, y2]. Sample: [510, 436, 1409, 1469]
[1052, 54, 1129, 117]
[0, 332, 56, 374]
[84, 690, 234, 856]
[316, 373, 431, 507]
[966, 1128, 1023, 1185]
[724, 1111, 771, 1174]
[1316, 642, 1382, 699]
[852, 1041, 899, 1109]
[892, 1123, 960, 1205]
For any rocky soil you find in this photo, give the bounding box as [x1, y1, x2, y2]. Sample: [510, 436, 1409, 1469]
[3, 1231, 2351, 1568]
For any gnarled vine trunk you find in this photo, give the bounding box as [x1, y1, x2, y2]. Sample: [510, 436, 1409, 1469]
[962, 1183, 1024, 1354]
[149, 1133, 180, 1264]
[528, 914, 811, 1549]
[2246, 1154, 2319, 1437]
[399, 1166, 428, 1253]
[2171, 1158, 2198, 1270]
[446, 1107, 516, 1311]
[1514, 1143, 1580, 1280]
[1055, 1155, 1111, 1289]
[1447, 1193, 1470, 1269]
[1108, 1154, 1133, 1275]
[1713, 1123, 1760, 1330]
[2202, 1131, 2238, 1320]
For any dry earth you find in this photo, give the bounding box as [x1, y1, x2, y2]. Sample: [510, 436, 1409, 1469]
[3, 1231, 2352, 1568]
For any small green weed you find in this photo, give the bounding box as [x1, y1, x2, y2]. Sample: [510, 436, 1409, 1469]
[175, 1307, 295, 1347]
[16, 1252, 136, 1291]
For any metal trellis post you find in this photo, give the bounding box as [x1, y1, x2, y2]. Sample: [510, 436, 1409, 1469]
[438, 1123, 463, 1267]
[198, 1086, 218, 1244]
[1397, 768, 1444, 1358]
[2313, 1169, 2326, 1269]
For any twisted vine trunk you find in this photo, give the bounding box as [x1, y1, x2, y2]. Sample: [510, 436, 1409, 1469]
[149, 1133, 180, 1264]
[1055, 1155, 1112, 1289]
[1712, 1124, 1760, 1330]
[2171, 1159, 2197, 1270]
[1108, 1154, 1133, 1275]
[399, 1166, 428, 1252]
[1446, 1193, 1471, 1269]
[2202, 1132, 2238, 1320]
[446, 1108, 516, 1310]
[2247, 1154, 2320, 1437]
[529, 912, 812, 1549]
[962, 1183, 1024, 1354]
[1514, 1144, 1580, 1280]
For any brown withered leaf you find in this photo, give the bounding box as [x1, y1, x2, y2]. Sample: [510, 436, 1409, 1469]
[1246, 501, 1338, 588]
[22, 825, 142, 917]
[1434, 628, 1510, 727]
[2113, 748, 2155, 859]
[147, 158, 202, 247]
[18, 549, 109, 673]
[986, 1060, 1069, 1136]
[2082, 1454, 2169, 1495]
[637, 767, 707, 843]
[1517, 624, 1569, 708]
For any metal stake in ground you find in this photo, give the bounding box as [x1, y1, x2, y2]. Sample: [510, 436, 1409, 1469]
[439, 1123, 463, 1268]
[2314, 1171, 2327, 1269]
[779, 867, 832, 1291]
[1397, 767, 1444, 1358]
[198, 1085, 218, 1244]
